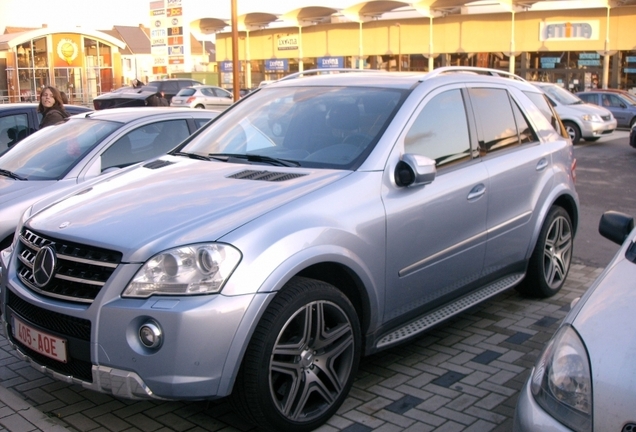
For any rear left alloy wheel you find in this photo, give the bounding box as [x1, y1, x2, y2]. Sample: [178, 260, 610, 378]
[517, 206, 573, 298]
[231, 277, 361, 432]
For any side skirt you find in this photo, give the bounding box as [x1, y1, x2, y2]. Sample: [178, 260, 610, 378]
[375, 273, 524, 350]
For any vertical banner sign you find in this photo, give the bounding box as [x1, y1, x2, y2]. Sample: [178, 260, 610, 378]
[149, 0, 168, 74]
[166, 0, 184, 66]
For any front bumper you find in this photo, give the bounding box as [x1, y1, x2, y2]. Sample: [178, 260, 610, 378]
[579, 119, 617, 139]
[513, 370, 573, 432]
[1, 264, 273, 400]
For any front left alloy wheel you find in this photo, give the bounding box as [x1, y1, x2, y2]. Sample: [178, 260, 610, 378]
[231, 277, 361, 432]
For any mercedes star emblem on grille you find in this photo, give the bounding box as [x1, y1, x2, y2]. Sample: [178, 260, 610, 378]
[33, 245, 57, 287]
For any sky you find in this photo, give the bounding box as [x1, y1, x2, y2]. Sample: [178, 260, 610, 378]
[0, 0, 346, 33]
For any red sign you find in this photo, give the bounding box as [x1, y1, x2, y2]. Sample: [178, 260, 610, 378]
[168, 36, 183, 45]
[169, 57, 184, 65]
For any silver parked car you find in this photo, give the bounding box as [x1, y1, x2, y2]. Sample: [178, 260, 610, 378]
[0, 107, 218, 251]
[170, 85, 234, 110]
[532, 82, 616, 144]
[514, 210, 636, 432]
[0, 67, 579, 432]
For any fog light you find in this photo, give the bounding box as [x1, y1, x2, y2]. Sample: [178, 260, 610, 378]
[139, 321, 162, 349]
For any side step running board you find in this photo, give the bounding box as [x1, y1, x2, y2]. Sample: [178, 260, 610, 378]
[376, 273, 524, 349]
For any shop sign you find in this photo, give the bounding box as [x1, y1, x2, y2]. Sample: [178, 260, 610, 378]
[149, 0, 163, 9]
[151, 9, 165, 16]
[219, 61, 243, 72]
[151, 29, 166, 38]
[152, 46, 168, 56]
[53, 34, 82, 68]
[578, 53, 600, 67]
[169, 56, 184, 65]
[625, 68, 636, 73]
[626, 57, 636, 63]
[318, 57, 343, 69]
[167, 7, 182, 17]
[154, 56, 168, 66]
[540, 56, 561, 68]
[168, 36, 183, 45]
[277, 35, 298, 51]
[169, 46, 184, 55]
[265, 58, 289, 71]
[152, 38, 167, 47]
[540, 21, 599, 41]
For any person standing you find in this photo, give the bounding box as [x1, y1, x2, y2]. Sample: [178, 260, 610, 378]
[38, 86, 69, 128]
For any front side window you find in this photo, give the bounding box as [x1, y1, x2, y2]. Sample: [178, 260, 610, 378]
[578, 93, 597, 104]
[404, 89, 471, 168]
[181, 86, 404, 169]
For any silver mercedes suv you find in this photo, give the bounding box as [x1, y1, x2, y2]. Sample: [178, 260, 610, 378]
[0, 67, 579, 432]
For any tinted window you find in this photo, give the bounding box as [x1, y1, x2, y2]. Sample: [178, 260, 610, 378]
[469, 88, 525, 153]
[177, 88, 197, 97]
[512, 100, 538, 144]
[0, 113, 29, 151]
[194, 118, 212, 129]
[578, 93, 596, 104]
[404, 89, 471, 167]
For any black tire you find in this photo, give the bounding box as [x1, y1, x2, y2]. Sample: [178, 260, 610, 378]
[584, 137, 600, 142]
[194, 104, 205, 109]
[230, 277, 361, 432]
[563, 121, 581, 144]
[517, 206, 573, 298]
[630, 117, 636, 129]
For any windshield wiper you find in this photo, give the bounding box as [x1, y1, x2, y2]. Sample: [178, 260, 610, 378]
[0, 169, 26, 180]
[172, 151, 210, 161]
[208, 153, 300, 167]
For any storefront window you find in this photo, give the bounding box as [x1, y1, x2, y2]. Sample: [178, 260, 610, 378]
[523, 51, 606, 92]
[620, 51, 636, 91]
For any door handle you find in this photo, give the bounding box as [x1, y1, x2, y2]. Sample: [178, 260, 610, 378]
[467, 184, 486, 201]
[536, 158, 548, 171]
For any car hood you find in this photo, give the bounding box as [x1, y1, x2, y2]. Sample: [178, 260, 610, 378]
[569, 249, 636, 428]
[27, 156, 350, 261]
[0, 178, 56, 205]
[556, 102, 613, 118]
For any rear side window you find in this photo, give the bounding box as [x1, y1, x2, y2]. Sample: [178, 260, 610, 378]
[404, 89, 471, 168]
[578, 93, 596, 104]
[0, 113, 29, 151]
[468, 88, 537, 154]
[177, 88, 196, 97]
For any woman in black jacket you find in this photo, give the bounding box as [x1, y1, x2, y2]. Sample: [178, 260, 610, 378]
[38, 86, 69, 129]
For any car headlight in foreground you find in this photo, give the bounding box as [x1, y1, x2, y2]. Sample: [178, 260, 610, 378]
[123, 243, 241, 297]
[530, 324, 592, 432]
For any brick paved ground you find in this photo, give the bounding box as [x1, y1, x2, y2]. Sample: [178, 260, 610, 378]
[0, 264, 602, 432]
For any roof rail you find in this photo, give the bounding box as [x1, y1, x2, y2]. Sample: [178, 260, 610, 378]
[422, 66, 526, 82]
[278, 68, 384, 82]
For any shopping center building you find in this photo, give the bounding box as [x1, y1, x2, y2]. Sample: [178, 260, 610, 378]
[0, 0, 635, 105]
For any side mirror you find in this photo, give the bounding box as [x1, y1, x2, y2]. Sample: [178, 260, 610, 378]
[395, 154, 436, 187]
[599, 211, 634, 245]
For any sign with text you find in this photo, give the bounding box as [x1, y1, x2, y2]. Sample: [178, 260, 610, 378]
[540, 21, 599, 41]
[277, 34, 299, 51]
[150, 0, 188, 74]
[265, 58, 289, 71]
[317, 57, 344, 69]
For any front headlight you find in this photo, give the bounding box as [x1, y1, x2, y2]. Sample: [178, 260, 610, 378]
[580, 114, 602, 123]
[123, 243, 241, 298]
[530, 325, 592, 432]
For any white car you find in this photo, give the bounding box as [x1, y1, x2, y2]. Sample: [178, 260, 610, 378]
[170, 85, 234, 110]
[0, 107, 219, 251]
[514, 210, 636, 431]
[532, 82, 616, 144]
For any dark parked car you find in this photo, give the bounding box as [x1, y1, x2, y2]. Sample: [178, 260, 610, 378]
[577, 90, 636, 128]
[93, 78, 203, 110]
[0, 103, 92, 152]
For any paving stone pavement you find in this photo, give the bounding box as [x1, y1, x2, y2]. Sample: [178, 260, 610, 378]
[0, 264, 603, 432]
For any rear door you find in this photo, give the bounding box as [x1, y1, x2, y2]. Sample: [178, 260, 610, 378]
[466, 85, 552, 277]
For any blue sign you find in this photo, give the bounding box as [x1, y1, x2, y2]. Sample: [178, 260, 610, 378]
[626, 57, 636, 63]
[317, 57, 344, 69]
[219, 61, 242, 73]
[578, 60, 601, 66]
[625, 68, 636, 73]
[265, 58, 289, 72]
[579, 53, 600, 60]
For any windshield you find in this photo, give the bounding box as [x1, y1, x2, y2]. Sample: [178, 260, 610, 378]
[0, 118, 122, 180]
[539, 84, 583, 106]
[180, 86, 404, 169]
